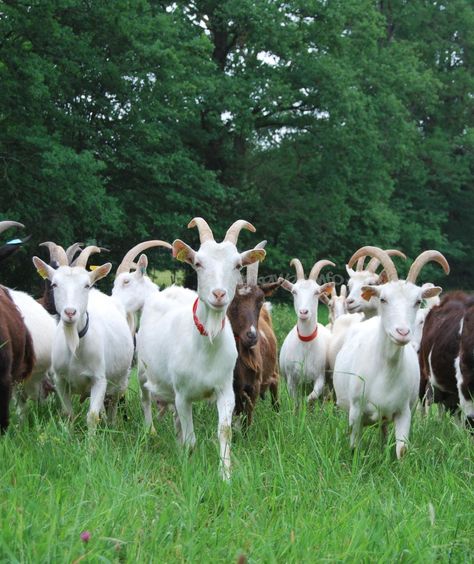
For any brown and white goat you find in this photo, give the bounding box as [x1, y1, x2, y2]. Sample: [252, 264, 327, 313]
[0, 220, 36, 430]
[419, 292, 474, 425]
[227, 242, 281, 427]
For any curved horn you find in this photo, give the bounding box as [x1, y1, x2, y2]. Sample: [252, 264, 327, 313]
[65, 242, 83, 265]
[39, 241, 68, 266]
[366, 249, 407, 273]
[290, 258, 305, 281]
[73, 245, 103, 269]
[356, 257, 366, 271]
[406, 251, 450, 284]
[188, 217, 214, 244]
[309, 259, 336, 281]
[348, 246, 398, 281]
[246, 240, 267, 286]
[116, 240, 172, 275]
[0, 221, 24, 235]
[223, 220, 256, 245]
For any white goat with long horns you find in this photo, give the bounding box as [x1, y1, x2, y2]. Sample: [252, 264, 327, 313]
[33, 244, 134, 429]
[278, 258, 335, 403]
[137, 218, 265, 480]
[333, 247, 449, 458]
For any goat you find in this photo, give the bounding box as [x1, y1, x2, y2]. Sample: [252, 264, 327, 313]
[327, 248, 406, 371]
[32, 244, 134, 429]
[0, 220, 36, 431]
[325, 284, 348, 331]
[419, 292, 474, 424]
[333, 247, 449, 458]
[227, 241, 281, 427]
[278, 258, 334, 404]
[137, 218, 265, 479]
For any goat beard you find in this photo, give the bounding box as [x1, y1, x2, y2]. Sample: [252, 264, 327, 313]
[205, 308, 227, 344]
[63, 321, 80, 356]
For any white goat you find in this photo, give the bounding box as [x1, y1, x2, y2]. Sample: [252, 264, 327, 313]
[279, 258, 334, 403]
[137, 218, 265, 480]
[333, 247, 449, 458]
[412, 283, 441, 353]
[327, 248, 406, 371]
[325, 284, 348, 331]
[33, 245, 134, 429]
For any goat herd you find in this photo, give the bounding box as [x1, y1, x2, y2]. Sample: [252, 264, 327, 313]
[0, 218, 472, 479]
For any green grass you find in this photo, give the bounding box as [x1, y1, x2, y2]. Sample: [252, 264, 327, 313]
[1, 304, 473, 562]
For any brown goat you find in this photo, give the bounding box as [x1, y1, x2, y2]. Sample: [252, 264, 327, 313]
[228, 280, 281, 427]
[0, 286, 35, 431]
[419, 291, 474, 425]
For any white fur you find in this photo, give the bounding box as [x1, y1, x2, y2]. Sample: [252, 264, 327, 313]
[32, 260, 134, 429]
[279, 279, 332, 403]
[9, 290, 56, 401]
[334, 280, 440, 458]
[137, 238, 263, 480]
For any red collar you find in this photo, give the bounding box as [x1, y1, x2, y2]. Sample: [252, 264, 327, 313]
[192, 298, 225, 337]
[297, 324, 318, 342]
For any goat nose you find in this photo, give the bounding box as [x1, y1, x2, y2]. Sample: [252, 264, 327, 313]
[299, 309, 309, 315]
[212, 289, 226, 301]
[64, 308, 77, 318]
[346, 298, 354, 305]
[396, 327, 410, 337]
[246, 330, 257, 341]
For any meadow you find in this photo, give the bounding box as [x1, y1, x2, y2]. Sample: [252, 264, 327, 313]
[0, 304, 473, 563]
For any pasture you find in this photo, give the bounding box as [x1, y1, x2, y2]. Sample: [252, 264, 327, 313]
[0, 304, 473, 562]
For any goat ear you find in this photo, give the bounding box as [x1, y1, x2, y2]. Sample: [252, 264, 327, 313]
[377, 271, 389, 285]
[172, 239, 195, 266]
[260, 280, 282, 297]
[346, 265, 355, 277]
[32, 256, 55, 281]
[136, 254, 148, 277]
[319, 282, 335, 296]
[240, 248, 266, 267]
[361, 285, 380, 301]
[278, 277, 293, 292]
[421, 285, 442, 300]
[319, 293, 330, 306]
[89, 263, 112, 285]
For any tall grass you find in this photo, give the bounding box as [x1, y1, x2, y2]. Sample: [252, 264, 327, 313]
[0, 304, 473, 562]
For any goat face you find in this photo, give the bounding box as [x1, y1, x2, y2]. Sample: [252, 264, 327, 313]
[33, 258, 112, 325]
[361, 281, 442, 346]
[172, 240, 265, 313]
[112, 255, 153, 314]
[345, 268, 379, 314]
[281, 278, 333, 322]
[228, 281, 280, 348]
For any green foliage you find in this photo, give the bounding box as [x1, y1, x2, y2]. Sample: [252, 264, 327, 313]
[0, 0, 472, 290]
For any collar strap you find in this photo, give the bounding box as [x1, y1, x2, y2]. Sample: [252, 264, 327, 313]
[78, 311, 89, 339]
[192, 298, 225, 337]
[297, 324, 318, 342]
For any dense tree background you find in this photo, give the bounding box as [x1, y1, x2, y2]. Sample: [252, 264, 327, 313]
[0, 0, 472, 292]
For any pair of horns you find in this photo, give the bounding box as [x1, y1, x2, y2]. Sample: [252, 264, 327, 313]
[290, 258, 335, 282]
[355, 249, 406, 273]
[188, 217, 256, 246]
[348, 246, 449, 283]
[0, 220, 24, 235]
[116, 240, 172, 275]
[40, 242, 105, 269]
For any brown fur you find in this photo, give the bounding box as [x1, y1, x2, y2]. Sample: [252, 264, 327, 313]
[0, 286, 35, 431]
[228, 281, 281, 427]
[419, 292, 474, 418]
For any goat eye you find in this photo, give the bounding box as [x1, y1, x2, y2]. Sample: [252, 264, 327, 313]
[85, 284, 91, 289]
[195, 261, 202, 269]
[415, 300, 422, 307]
[51, 283, 57, 289]
[380, 298, 387, 304]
